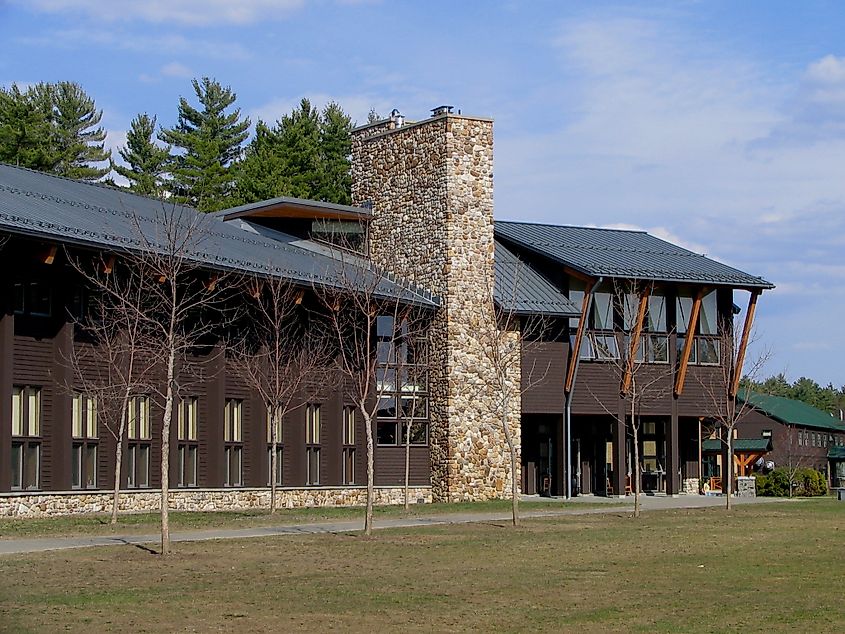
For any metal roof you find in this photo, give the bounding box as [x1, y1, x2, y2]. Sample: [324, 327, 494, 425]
[0, 164, 437, 308]
[703, 438, 772, 452]
[495, 221, 774, 289]
[494, 241, 580, 317]
[738, 390, 845, 433]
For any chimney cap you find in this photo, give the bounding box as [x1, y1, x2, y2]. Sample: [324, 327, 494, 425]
[431, 105, 454, 117]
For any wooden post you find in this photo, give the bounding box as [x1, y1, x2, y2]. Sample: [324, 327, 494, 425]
[674, 288, 706, 397]
[622, 288, 649, 395]
[565, 279, 595, 394]
[730, 290, 760, 398]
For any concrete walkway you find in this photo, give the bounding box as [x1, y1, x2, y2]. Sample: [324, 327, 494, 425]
[0, 494, 793, 556]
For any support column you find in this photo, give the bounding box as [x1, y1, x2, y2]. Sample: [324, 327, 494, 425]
[51, 320, 73, 491]
[612, 402, 626, 497]
[205, 345, 226, 487]
[666, 403, 680, 495]
[0, 314, 12, 492]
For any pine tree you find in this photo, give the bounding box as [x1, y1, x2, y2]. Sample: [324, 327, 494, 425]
[51, 81, 111, 181]
[274, 98, 321, 200]
[0, 83, 58, 172]
[317, 101, 352, 205]
[114, 114, 170, 197]
[232, 121, 290, 205]
[159, 77, 250, 212]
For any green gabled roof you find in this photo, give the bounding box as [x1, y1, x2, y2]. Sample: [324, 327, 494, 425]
[703, 438, 772, 453]
[738, 390, 845, 433]
[829, 446, 845, 460]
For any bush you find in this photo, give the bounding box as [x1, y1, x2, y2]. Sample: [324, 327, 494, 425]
[755, 467, 827, 497]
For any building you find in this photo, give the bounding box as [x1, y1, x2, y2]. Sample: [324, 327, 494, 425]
[0, 106, 773, 516]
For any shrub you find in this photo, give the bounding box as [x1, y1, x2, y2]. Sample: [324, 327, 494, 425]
[756, 467, 828, 497]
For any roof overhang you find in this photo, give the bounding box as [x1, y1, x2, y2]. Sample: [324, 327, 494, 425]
[216, 196, 372, 223]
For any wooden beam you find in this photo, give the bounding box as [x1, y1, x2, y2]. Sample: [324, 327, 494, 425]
[674, 288, 706, 397]
[40, 245, 57, 265]
[203, 273, 219, 291]
[621, 288, 650, 395]
[565, 279, 596, 394]
[730, 290, 760, 398]
[294, 289, 305, 305]
[101, 254, 116, 274]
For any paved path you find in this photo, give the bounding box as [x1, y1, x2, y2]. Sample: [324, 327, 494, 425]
[0, 494, 795, 556]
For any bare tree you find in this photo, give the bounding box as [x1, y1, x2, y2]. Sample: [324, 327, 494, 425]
[65, 252, 157, 524]
[584, 280, 674, 518]
[697, 316, 769, 510]
[400, 329, 430, 511]
[229, 275, 328, 513]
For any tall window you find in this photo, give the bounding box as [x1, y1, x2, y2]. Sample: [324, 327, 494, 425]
[267, 405, 283, 486]
[126, 395, 151, 488]
[305, 404, 321, 485]
[13, 281, 51, 317]
[11, 386, 41, 490]
[72, 393, 98, 489]
[376, 316, 430, 446]
[677, 290, 720, 365]
[224, 399, 243, 486]
[641, 292, 668, 363]
[177, 396, 198, 487]
[342, 406, 356, 485]
[576, 288, 619, 361]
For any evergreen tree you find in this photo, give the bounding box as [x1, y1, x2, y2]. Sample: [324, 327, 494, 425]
[234, 98, 353, 206]
[0, 83, 56, 171]
[159, 77, 250, 212]
[51, 81, 111, 181]
[114, 113, 171, 198]
[317, 101, 353, 205]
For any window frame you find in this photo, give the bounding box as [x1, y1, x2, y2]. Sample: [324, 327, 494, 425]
[11, 386, 42, 491]
[342, 405, 356, 485]
[177, 396, 199, 488]
[224, 398, 243, 487]
[305, 403, 321, 485]
[126, 395, 151, 488]
[71, 392, 98, 490]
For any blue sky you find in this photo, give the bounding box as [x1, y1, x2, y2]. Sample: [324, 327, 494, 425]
[1, 0, 844, 386]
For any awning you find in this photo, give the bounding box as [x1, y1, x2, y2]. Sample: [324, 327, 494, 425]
[702, 438, 772, 453]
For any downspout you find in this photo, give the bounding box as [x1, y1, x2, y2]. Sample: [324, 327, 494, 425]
[565, 275, 602, 499]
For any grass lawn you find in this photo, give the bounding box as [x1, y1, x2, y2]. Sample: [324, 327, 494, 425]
[0, 499, 842, 632]
[0, 499, 599, 539]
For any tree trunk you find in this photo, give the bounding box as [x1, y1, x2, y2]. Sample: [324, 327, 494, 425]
[404, 420, 411, 512]
[160, 348, 175, 555]
[725, 432, 733, 511]
[363, 409, 374, 536]
[501, 402, 519, 527]
[110, 386, 131, 525]
[633, 423, 640, 518]
[270, 411, 278, 514]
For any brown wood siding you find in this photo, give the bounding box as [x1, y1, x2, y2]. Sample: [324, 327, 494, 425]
[521, 341, 567, 414]
[374, 445, 431, 486]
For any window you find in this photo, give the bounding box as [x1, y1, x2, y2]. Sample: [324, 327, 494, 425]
[224, 399, 243, 486]
[305, 404, 321, 485]
[11, 386, 41, 490]
[267, 405, 283, 486]
[376, 316, 430, 446]
[677, 290, 720, 366]
[13, 281, 51, 317]
[126, 395, 151, 488]
[177, 397, 198, 487]
[762, 429, 772, 439]
[72, 393, 98, 489]
[342, 406, 356, 485]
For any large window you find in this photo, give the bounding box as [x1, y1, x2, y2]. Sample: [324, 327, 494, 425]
[376, 315, 430, 446]
[267, 405, 283, 486]
[72, 393, 98, 489]
[676, 290, 720, 366]
[177, 396, 198, 487]
[342, 406, 356, 485]
[126, 395, 151, 488]
[305, 404, 321, 485]
[224, 399, 243, 486]
[11, 386, 41, 490]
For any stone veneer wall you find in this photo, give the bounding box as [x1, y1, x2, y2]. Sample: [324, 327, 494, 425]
[682, 477, 700, 495]
[351, 113, 521, 502]
[0, 487, 433, 518]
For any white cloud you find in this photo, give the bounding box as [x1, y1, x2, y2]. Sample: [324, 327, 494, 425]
[160, 62, 193, 78]
[18, 0, 305, 26]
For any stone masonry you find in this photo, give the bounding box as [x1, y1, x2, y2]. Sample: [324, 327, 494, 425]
[352, 110, 521, 502]
[0, 486, 433, 518]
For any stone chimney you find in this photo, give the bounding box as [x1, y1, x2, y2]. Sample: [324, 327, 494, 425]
[351, 108, 519, 502]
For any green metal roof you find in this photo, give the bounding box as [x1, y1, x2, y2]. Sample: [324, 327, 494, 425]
[702, 438, 772, 453]
[495, 221, 774, 289]
[828, 446, 845, 460]
[738, 390, 845, 433]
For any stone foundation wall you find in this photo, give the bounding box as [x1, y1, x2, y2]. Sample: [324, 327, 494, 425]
[682, 478, 700, 495]
[0, 487, 433, 518]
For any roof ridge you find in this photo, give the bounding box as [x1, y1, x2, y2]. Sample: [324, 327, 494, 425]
[495, 219, 648, 234]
